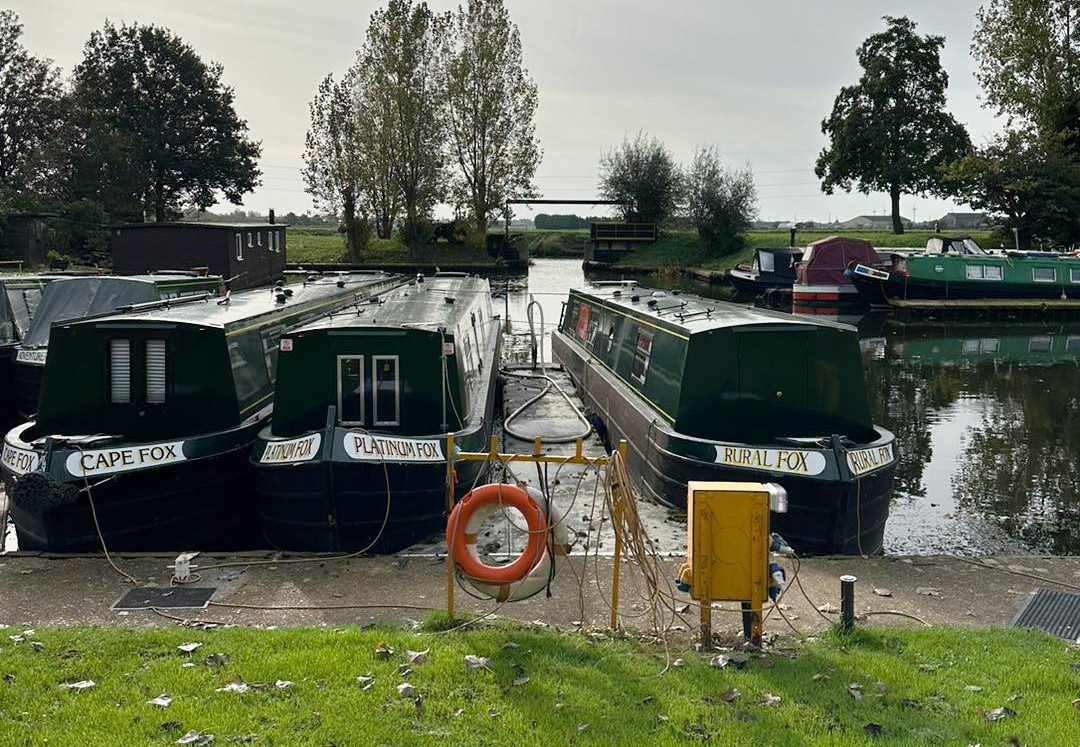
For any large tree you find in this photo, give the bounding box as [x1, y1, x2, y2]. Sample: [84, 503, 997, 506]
[972, 0, 1079, 133]
[0, 10, 63, 209]
[684, 145, 757, 255]
[302, 73, 369, 260]
[598, 131, 681, 226]
[444, 0, 540, 236]
[815, 16, 971, 234]
[70, 22, 261, 222]
[359, 0, 448, 247]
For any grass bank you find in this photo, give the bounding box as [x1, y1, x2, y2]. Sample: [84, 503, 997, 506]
[286, 228, 497, 266]
[610, 230, 997, 274]
[1, 622, 1076, 745]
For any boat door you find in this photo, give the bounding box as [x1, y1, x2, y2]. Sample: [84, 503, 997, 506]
[735, 327, 808, 415]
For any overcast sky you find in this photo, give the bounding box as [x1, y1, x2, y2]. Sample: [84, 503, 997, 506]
[14, 0, 1002, 222]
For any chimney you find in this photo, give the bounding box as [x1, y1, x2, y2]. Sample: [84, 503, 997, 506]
[269, 208, 275, 225]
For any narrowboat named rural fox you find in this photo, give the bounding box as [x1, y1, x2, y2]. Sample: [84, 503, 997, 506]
[11, 273, 225, 418]
[552, 282, 898, 555]
[1, 272, 403, 552]
[252, 274, 501, 553]
[792, 235, 884, 308]
[727, 247, 803, 296]
[849, 242, 1080, 305]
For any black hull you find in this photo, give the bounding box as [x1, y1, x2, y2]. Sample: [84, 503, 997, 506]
[851, 272, 1080, 304]
[255, 459, 488, 553]
[11, 361, 41, 419]
[553, 332, 895, 556]
[6, 447, 257, 552]
[727, 269, 792, 296]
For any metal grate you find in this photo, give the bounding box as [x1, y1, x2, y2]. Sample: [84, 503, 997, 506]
[1011, 588, 1080, 640]
[112, 586, 216, 611]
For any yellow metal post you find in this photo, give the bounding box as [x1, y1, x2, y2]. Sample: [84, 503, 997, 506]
[445, 432, 455, 620]
[609, 439, 628, 630]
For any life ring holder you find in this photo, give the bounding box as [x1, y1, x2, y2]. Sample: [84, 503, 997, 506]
[446, 483, 570, 602]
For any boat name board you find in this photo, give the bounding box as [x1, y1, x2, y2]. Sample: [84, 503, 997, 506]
[2, 443, 40, 475]
[15, 349, 46, 365]
[846, 444, 896, 476]
[65, 441, 187, 477]
[260, 434, 321, 464]
[343, 433, 444, 463]
[713, 445, 827, 476]
[852, 264, 890, 280]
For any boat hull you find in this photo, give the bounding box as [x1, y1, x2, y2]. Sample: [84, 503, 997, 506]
[727, 268, 791, 295]
[2, 416, 266, 552]
[850, 269, 1080, 303]
[791, 284, 866, 308]
[11, 358, 42, 419]
[553, 331, 896, 555]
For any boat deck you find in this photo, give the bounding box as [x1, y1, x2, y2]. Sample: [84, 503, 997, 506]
[888, 297, 1080, 321]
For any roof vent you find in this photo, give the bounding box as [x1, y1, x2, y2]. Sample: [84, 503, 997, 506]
[612, 289, 622, 297]
[647, 299, 658, 308]
[445, 296, 456, 304]
[337, 280, 346, 288]
[651, 291, 666, 298]
[630, 294, 640, 303]
[284, 288, 294, 297]
[275, 292, 288, 304]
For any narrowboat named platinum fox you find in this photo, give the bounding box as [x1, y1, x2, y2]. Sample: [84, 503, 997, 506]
[552, 282, 898, 555]
[251, 273, 501, 553]
[1, 272, 403, 552]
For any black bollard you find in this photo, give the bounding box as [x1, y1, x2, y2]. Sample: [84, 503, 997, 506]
[840, 574, 857, 630]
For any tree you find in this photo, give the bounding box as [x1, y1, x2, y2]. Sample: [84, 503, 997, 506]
[302, 73, 370, 260]
[683, 146, 757, 255]
[0, 10, 64, 209]
[598, 131, 681, 226]
[815, 16, 971, 234]
[945, 129, 1080, 248]
[444, 0, 540, 237]
[359, 0, 448, 247]
[972, 0, 1079, 133]
[70, 22, 261, 222]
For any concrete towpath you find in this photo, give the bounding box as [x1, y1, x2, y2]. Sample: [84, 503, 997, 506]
[2, 551, 1078, 641]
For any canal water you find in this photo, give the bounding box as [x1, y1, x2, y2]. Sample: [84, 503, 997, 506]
[505, 259, 1080, 556]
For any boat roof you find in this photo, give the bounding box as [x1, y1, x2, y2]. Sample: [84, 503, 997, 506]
[297, 274, 491, 333]
[572, 283, 854, 335]
[61, 272, 399, 331]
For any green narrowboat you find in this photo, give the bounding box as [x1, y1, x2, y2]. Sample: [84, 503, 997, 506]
[850, 240, 1080, 304]
[0, 276, 55, 427]
[1, 272, 404, 552]
[552, 283, 898, 555]
[251, 273, 501, 553]
[12, 273, 226, 418]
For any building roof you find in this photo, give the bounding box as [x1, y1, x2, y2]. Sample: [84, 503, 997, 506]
[115, 221, 287, 230]
[842, 214, 911, 224]
[938, 212, 986, 219]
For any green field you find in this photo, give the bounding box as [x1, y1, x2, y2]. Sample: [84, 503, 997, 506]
[286, 228, 498, 266]
[1, 621, 1077, 746]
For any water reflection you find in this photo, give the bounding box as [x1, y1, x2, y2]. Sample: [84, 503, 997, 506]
[861, 317, 1080, 555]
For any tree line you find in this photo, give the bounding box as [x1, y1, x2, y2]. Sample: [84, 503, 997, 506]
[816, 4, 1080, 249]
[593, 132, 758, 256]
[0, 11, 260, 257]
[302, 0, 541, 259]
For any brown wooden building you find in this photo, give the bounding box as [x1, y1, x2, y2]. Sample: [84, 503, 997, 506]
[111, 222, 287, 290]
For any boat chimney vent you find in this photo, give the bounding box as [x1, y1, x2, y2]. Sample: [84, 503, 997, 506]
[612, 289, 621, 297]
[337, 280, 346, 288]
[269, 208, 275, 225]
[275, 292, 288, 304]
[647, 299, 658, 308]
[445, 296, 456, 304]
[631, 294, 640, 303]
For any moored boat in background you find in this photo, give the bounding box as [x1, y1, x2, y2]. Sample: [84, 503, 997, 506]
[552, 282, 897, 555]
[792, 235, 884, 309]
[252, 273, 501, 553]
[1, 272, 403, 552]
[727, 247, 803, 296]
[0, 276, 55, 427]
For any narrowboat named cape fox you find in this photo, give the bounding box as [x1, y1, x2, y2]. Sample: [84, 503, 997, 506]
[252, 273, 501, 553]
[1, 272, 403, 552]
[552, 282, 898, 555]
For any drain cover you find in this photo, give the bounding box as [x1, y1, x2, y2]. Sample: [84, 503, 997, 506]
[112, 586, 216, 611]
[1011, 588, 1080, 640]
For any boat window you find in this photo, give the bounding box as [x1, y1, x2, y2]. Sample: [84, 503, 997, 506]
[1071, 269, 1080, 284]
[630, 329, 653, 384]
[247, 232, 254, 248]
[1033, 267, 1056, 283]
[261, 325, 285, 374]
[109, 338, 132, 404]
[257, 232, 263, 247]
[337, 355, 365, 424]
[966, 264, 1003, 280]
[145, 339, 167, 404]
[606, 322, 616, 352]
[984, 265, 1003, 280]
[961, 339, 980, 354]
[586, 313, 600, 347]
[759, 252, 775, 273]
[236, 235, 244, 261]
[1067, 336, 1080, 351]
[575, 303, 590, 340]
[373, 355, 400, 426]
[229, 333, 271, 407]
[1030, 336, 1053, 351]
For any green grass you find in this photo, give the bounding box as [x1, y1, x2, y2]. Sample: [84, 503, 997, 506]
[286, 229, 496, 266]
[611, 230, 998, 274]
[2, 622, 1077, 745]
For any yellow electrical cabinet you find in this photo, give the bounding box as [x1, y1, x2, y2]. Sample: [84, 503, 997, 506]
[686, 481, 785, 606]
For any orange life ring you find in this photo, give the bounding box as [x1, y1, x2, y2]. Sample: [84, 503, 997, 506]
[446, 483, 548, 585]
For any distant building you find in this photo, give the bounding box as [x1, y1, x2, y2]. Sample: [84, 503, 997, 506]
[4, 213, 55, 266]
[837, 214, 912, 230]
[936, 212, 988, 230]
[111, 221, 286, 290]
